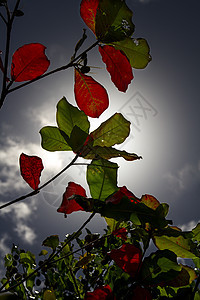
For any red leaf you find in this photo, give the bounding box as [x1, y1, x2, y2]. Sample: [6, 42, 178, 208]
[106, 186, 140, 205]
[132, 286, 152, 300]
[20, 153, 44, 190]
[11, 43, 50, 82]
[110, 244, 142, 277]
[84, 285, 116, 300]
[74, 69, 109, 118]
[57, 182, 87, 215]
[112, 228, 128, 241]
[80, 0, 100, 34]
[99, 45, 133, 92]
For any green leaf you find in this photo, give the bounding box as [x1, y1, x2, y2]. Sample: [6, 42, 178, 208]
[95, 0, 134, 43]
[141, 250, 181, 286]
[153, 227, 198, 259]
[105, 217, 118, 232]
[56, 97, 90, 136]
[40, 126, 71, 151]
[68, 125, 88, 153]
[4, 254, 13, 267]
[87, 159, 118, 200]
[112, 38, 152, 69]
[83, 146, 142, 161]
[39, 250, 48, 256]
[195, 291, 200, 300]
[192, 223, 200, 242]
[91, 113, 130, 147]
[20, 251, 35, 266]
[42, 235, 59, 251]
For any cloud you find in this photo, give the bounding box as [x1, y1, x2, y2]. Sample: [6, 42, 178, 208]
[14, 222, 37, 245]
[179, 219, 200, 232]
[164, 160, 200, 194]
[0, 200, 37, 245]
[0, 234, 10, 254]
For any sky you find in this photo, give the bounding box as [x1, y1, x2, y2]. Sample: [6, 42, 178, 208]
[0, 0, 200, 270]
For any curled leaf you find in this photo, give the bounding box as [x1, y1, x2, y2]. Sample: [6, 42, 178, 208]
[57, 182, 87, 215]
[19, 153, 44, 190]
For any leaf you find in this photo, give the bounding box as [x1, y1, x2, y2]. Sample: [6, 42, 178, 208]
[42, 235, 59, 251]
[43, 290, 56, 300]
[112, 228, 128, 241]
[57, 182, 87, 215]
[83, 145, 141, 161]
[106, 186, 141, 205]
[85, 285, 114, 300]
[141, 249, 181, 286]
[76, 252, 94, 269]
[39, 126, 71, 151]
[141, 194, 160, 210]
[56, 97, 90, 136]
[80, 0, 100, 34]
[19, 153, 44, 190]
[87, 159, 118, 200]
[68, 126, 89, 153]
[110, 244, 142, 277]
[14, 9, 24, 17]
[91, 113, 130, 147]
[99, 45, 133, 92]
[112, 38, 152, 69]
[74, 69, 109, 118]
[11, 43, 50, 82]
[165, 264, 197, 287]
[153, 227, 198, 259]
[192, 223, 200, 242]
[95, 0, 135, 43]
[39, 250, 48, 256]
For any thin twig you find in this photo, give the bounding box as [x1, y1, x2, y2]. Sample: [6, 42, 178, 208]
[0, 212, 96, 294]
[0, 0, 21, 109]
[7, 40, 99, 94]
[0, 154, 79, 210]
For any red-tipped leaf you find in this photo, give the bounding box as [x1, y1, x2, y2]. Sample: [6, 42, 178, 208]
[74, 69, 109, 118]
[80, 0, 100, 34]
[57, 182, 87, 215]
[110, 244, 142, 277]
[20, 153, 44, 190]
[99, 45, 133, 92]
[106, 186, 140, 205]
[11, 43, 50, 82]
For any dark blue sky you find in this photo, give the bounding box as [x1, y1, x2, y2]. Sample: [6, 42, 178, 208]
[0, 0, 200, 268]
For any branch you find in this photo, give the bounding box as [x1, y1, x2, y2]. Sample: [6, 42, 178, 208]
[0, 212, 96, 294]
[7, 40, 99, 94]
[0, 0, 21, 109]
[0, 153, 79, 210]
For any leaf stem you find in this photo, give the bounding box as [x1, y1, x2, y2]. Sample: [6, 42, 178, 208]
[0, 153, 79, 210]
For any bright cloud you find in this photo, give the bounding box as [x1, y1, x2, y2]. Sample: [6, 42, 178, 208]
[179, 219, 200, 232]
